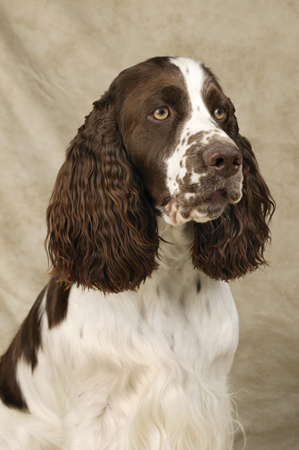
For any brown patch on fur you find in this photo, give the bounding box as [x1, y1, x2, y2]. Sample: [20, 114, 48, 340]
[196, 278, 201, 293]
[46, 276, 70, 329]
[0, 286, 46, 410]
[119, 59, 190, 206]
[187, 131, 209, 146]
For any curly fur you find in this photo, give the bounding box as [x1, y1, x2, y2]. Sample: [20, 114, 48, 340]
[46, 95, 159, 293]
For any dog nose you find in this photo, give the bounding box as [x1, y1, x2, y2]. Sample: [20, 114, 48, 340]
[202, 144, 243, 178]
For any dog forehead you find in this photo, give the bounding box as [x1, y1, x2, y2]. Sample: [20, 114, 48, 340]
[169, 58, 232, 142]
[170, 57, 207, 107]
[117, 57, 186, 98]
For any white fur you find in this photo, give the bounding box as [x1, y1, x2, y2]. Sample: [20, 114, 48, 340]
[163, 201, 213, 226]
[0, 220, 239, 450]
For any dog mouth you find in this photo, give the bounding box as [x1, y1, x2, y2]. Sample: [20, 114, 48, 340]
[161, 183, 242, 226]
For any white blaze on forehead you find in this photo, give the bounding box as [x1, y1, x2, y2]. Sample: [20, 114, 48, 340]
[170, 57, 221, 134]
[170, 57, 210, 127]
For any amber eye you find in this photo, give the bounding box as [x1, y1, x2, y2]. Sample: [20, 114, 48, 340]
[152, 107, 170, 121]
[214, 107, 226, 121]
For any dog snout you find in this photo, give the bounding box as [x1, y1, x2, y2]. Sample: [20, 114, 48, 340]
[202, 144, 243, 178]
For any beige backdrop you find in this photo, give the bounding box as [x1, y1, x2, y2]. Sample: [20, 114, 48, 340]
[0, 1, 298, 449]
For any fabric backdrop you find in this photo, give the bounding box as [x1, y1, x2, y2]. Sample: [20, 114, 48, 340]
[0, 1, 298, 449]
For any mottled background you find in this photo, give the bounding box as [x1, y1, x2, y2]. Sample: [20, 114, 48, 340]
[0, 1, 298, 448]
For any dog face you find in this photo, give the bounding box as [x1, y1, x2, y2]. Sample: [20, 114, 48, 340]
[117, 57, 243, 225]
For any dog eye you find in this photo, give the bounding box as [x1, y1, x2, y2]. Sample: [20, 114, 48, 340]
[152, 107, 170, 121]
[214, 107, 226, 121]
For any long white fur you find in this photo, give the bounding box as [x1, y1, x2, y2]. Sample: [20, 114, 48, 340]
[0, 218, 239, 450]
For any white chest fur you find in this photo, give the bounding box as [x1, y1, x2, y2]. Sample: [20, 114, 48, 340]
[9, 222, 239, 450]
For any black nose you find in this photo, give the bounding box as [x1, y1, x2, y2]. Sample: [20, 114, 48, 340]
[202, 144, 243, 178]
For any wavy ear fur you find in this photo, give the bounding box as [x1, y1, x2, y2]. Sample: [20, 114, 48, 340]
[46, 95, 159, 293]
[192, 132, 275, 282]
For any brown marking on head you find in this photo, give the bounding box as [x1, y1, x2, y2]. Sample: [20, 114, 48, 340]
[187, 131, 210, 146]
[117, 58, 191, 206]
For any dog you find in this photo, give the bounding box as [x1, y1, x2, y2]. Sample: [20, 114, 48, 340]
[0, 57, 274, 450]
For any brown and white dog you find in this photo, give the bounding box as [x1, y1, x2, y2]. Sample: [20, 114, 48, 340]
[0, 57, 274, 450]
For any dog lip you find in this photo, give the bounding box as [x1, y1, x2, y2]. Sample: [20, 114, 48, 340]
[209, 189, 226, 200]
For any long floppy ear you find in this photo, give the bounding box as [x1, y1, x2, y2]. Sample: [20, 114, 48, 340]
[46, 95, 159, 293]
[192, 133, 275, 282]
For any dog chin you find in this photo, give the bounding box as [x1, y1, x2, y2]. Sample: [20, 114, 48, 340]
[162, 203, 224, 226]
[162, 185, 243, 226]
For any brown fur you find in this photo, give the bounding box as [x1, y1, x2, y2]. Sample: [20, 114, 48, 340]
[0, 286, 46, 410]
[46, 91, 159, 293]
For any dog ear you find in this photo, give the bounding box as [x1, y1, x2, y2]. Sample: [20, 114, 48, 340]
[46, 95, 159, 293]
[192, 134, 275, 281]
